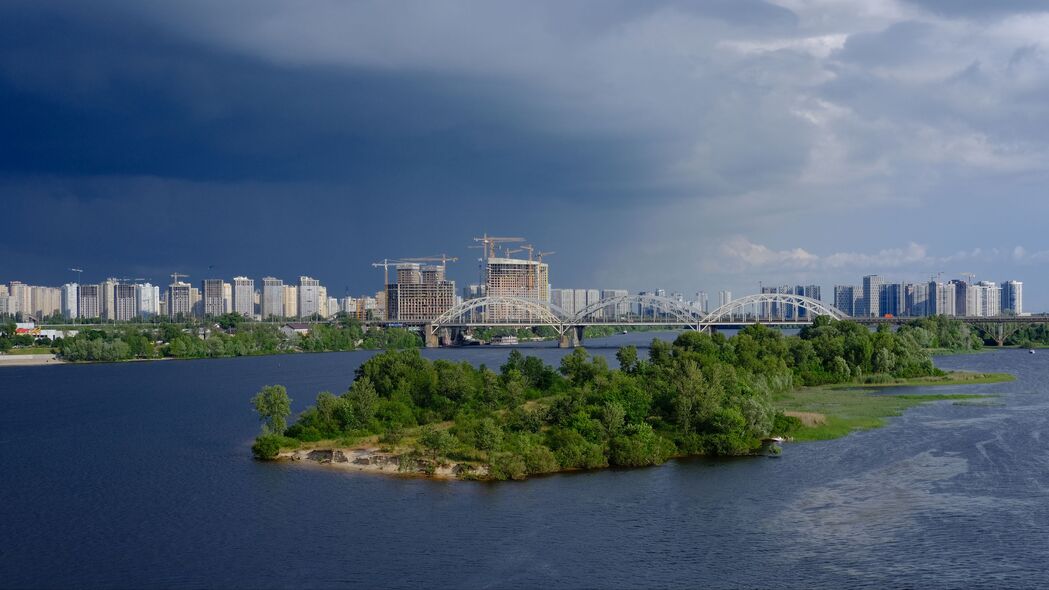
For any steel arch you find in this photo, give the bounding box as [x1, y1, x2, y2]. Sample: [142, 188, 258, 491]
[571, 294, 705, 327]
[698, 293, 848, 331]
[431, 296, 569, 334]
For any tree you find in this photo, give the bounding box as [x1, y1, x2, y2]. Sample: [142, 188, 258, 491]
[419, 426, 454, 461]
[251, 385, 292, 435]
[616, 346, 639, 373]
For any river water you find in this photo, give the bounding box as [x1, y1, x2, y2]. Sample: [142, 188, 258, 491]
[1, 333, 1047, 589]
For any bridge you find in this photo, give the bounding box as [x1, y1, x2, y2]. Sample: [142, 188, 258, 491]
[422, 292, 854, 347]
[412, 292, 1043, 347]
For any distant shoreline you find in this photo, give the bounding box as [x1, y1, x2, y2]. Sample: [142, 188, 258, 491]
[0, 354, 65, 367]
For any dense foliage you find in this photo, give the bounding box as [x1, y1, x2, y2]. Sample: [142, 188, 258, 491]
[260, 318, 943, 479]
[54, 316, 420, 362]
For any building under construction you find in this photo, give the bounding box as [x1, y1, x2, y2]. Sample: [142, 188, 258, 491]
[386, 263, 455, 322]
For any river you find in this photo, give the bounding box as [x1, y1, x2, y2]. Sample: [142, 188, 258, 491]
[1, 333, 1046, 588]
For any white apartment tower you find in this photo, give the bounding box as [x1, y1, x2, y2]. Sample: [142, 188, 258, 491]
[232, 277, 255, 317]
[298, 276, 322, 319]
[261, 277, 284, 319]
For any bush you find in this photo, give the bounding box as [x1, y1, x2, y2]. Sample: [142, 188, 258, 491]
[252, 435, 282, 460]
[488, 452, 528, 480]
[609, 424, 676, 467]
[771, 413, 803, 437]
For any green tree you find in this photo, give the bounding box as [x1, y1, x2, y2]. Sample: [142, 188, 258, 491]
[251, 385, 292, 435]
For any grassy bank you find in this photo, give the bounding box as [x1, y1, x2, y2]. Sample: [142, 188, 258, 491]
[774, 370, 1011, 441]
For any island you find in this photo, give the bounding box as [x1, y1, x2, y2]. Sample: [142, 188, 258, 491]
[250, 317, 1013, 480]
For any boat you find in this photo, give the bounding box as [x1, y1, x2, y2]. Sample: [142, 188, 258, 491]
[490, 335, 519, 346]
[621, 330, 628, 335]
[1030, 349, 1036, 354]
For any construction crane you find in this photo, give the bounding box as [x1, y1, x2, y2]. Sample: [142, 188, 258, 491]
[529, 250, 555, 294]
[502, 247, 523, 258]
[170, 272, 189, 285]
[473, 234, 525, 259]
[962, 272, 976, 284]
[399, 254, 459, 267]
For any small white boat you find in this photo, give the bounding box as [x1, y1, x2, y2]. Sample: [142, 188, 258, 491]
[1030, 349, 1036, 354]
[621, 330, 628, 335]
[491, 335, 519, 346]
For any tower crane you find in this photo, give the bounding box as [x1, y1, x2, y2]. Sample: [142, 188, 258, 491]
[962, 272, 976, 284]
[170, 272, 189, 285]
[473, 234, 525, 259]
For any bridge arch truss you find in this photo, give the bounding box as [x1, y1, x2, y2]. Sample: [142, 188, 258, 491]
[430, 296, 569, 335]
[570, 294, 705, 328]
[698, 293, 848, 331]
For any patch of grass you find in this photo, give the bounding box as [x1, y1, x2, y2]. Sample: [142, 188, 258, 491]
[5, 347, 55, 355]
[774, 386, 991, 442]
[847, 371, 1014, 388]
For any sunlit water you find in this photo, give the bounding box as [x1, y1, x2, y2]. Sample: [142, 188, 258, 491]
[1, 334, 1047, 588]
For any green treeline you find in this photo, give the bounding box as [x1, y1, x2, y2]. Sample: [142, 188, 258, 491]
[55, 316, 420, 362]
[252, 317, 945, 479]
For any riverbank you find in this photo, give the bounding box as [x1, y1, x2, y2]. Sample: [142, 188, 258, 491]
[271, 369, 1013, 480]
[0, 354, 64, 367]
[276, 444, 488, 480]
[775, 370, 1012, 441]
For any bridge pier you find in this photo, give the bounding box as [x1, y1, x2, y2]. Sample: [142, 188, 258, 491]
[559, 325, 585, 348]
[423, 324, 440, 348]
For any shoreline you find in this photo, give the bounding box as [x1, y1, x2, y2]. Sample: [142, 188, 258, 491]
[0, 354, 65, 367]
[271, 371, 1012, 481]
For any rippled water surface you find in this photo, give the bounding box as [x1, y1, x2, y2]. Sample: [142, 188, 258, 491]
[2, 334, 1047, 589]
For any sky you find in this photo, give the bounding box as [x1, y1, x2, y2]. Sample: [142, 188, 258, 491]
[2, 1, 1048, 308]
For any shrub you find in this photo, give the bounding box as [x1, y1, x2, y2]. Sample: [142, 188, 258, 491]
[252, 435, 281, 460]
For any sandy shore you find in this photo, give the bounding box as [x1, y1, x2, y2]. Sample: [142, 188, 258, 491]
[0, 354, 65, 367]
[278, 446, 486, 480]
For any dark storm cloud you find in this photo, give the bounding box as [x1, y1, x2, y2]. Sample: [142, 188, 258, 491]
[1, 0, 1048, 305]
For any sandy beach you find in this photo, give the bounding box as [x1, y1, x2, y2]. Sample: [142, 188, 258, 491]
[0, 354, 65, 367]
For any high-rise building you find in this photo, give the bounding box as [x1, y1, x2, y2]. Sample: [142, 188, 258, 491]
[482, 255, 550, 321]
[61, 284, 79, 319]
[973, 281, 1001, 317]
[862, 275, 883, 317]
[222, 283, 233, 315]
[950, 280, 972, 316]
[232, 277, 255, 318]
[190, 287, 202, 318]
[694, 291, 709, 314]
[601, 289, 630, 317]
[30, 286, 62, 319]
[283, 285, 298, 318]
[792, 285, 821, 319]
[906, 282, 930, 317]
[880, 283, 905, 317]
[386, 264, 455, 321]
[136, 284, 160, 319]
[101, 278, 118, 321]
[930, 281, 956, 316]
[1002, 280, 1023, 315]
[261, 277, 284, 319]
[114, 283, 138, 321]
[718, 290, 732, 309]
[9, 281, 29, 317]
[168, 282, 193, 318]
[202, 279, 226, 318]
[298, 276, 322, 319]
[79, 284, 101, 319]
[833, 285, 857, 316]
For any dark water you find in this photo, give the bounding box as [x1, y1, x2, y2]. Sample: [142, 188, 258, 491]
[2, 334, 1048, 589]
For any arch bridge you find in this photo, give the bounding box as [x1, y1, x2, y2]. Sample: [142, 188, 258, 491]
[426, 292, 845, 347]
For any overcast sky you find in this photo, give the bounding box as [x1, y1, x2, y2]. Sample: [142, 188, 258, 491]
[2, 1, 1048, 307]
